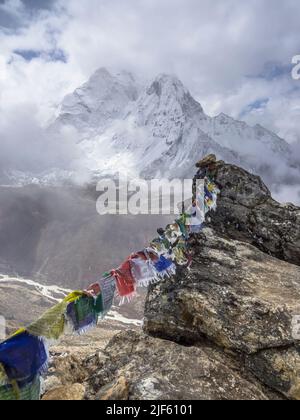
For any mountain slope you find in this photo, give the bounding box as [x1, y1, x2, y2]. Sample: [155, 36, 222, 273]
[50, 69, 294, 183]
[0, 273, 143, 335]
[2, 68, 298, 203]
[54, 68, 141, 135]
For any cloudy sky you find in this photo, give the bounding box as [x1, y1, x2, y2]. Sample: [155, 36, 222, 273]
[0, 0, 300, 177]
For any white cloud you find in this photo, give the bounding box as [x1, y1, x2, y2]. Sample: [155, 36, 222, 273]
[0, 103, 82, 172]
[0, 0, 299, 128]
[273, 184, 300, 205]
[0, 0, 299, 189]
[0, 0, 25, 17]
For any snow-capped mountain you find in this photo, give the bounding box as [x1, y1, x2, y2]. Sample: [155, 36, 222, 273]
[2, 67, 296, 186]
[49, 68, 293, 182]
[54, 68, 141, 136]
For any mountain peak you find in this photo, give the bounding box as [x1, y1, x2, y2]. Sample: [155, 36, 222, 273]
[144, 73, 204, 117]
[148, 73, 186, 94]
[216, 112, 233, 121]
[147, 73, 187, 98]
[53, 67, 140, 133]
[46, 68, 295, 188]
[89, 68, 139, 91]
[89, 67, 111, 79]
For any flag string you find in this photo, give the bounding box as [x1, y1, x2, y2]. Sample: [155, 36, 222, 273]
[0, 157, 220, 400]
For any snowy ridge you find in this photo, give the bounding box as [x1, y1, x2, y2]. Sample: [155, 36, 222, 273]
[105, 310, 142, 327]
[0, 274, 71, 302]
[1, 168, 75, 187]
[54, 68, 141, 137]
[0, 274, 142, 326]
[52, 68, 293, 181]
[4, 68, 296, 185]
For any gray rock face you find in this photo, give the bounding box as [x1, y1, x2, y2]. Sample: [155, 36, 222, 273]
[208, 161, 300, 265]
[144, 228, 300, 353]
[84, 331, 281, 400]
[245, 347, 300, 400]
[143, 160, 300, 399]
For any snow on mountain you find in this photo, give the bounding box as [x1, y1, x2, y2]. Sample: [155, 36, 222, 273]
[0, 274, 71, 302]
[201, 113, 292, 174]
[0, 168, 75, 187]
[53, 68, 141, 137]
[50, 68, 293, 181]
[99, 74, 232, 178]
[0, 274, 142, 331]
[3, 67, 295, 185]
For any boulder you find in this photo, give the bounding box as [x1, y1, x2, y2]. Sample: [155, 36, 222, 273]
[208, 161, 300, 266]
[96, 376, 129, 400]
[42, 383, 85, 401]
[144, 228, 300, 354]
[142, 160, 300, 399]
[84, 331, 281, 400]
[246, 347, 300, 400]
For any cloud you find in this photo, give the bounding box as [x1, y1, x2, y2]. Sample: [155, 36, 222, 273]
[14, 48, 67, 62]
[21, 0, 57, 11]
[290, 140, 300, 166]
[0, 0, 299, 200]
[240, 97, 269, 118]
[0, 0, 58, 28]
[272, 184, 300, 205]
[0, 0, 299, 132]
[0, 103, 81, 173]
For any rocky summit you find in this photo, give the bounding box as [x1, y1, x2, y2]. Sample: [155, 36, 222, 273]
[43, 159, 300, 401]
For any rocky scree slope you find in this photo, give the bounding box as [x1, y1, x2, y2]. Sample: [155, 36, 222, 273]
[44, 160, 300, 400]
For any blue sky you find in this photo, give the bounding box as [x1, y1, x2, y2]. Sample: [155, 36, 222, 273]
[13, 48, 67, 62]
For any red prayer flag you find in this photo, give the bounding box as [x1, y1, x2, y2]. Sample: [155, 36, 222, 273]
[112, 259, 136, 298]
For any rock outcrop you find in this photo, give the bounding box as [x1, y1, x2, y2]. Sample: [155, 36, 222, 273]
[208, 161, 300, 265]
[42, 384, 86, 401]
[46, 159, 300, 400]
[144, 228, 300, 353]
[143, 160, 300, 399]
[84, 331, 282, 400]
